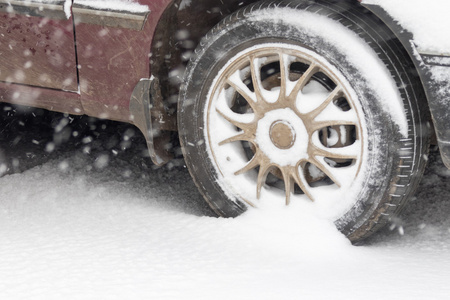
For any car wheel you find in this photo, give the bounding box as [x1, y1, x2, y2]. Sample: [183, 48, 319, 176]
[178, 0, 429, 242]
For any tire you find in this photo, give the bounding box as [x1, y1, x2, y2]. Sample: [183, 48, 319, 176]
[178, 0, 429, 242]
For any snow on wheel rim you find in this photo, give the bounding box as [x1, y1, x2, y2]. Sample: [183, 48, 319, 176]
[205, 43, 367, 218]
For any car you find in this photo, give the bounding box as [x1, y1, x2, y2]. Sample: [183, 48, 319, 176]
[0, 0, 448, 243]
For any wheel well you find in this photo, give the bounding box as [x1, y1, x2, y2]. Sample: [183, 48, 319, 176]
[149, 0, 259, 115]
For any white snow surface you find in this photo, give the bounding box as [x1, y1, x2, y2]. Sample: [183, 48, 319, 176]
[16, 0, 72, 18]
[362, 0, 450, 54]
[63, 0, 71, 18]
[1, 114, 450, 299]
[179, 0, 192, 10]
[74, 0, 149, 13]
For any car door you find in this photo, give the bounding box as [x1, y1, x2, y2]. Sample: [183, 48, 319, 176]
[0, 0, 78, 92]
[71, 0, 152, 122]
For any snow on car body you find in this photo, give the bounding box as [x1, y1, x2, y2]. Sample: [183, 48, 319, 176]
[0, 0, 448, 242]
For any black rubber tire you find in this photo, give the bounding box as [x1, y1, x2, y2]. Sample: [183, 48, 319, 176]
[178, 0, 430, 242]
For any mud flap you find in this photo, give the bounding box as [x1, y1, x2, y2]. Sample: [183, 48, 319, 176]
[129, 78, 175, 166]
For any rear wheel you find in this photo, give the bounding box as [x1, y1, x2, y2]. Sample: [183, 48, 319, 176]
[178, 0, 429, 242]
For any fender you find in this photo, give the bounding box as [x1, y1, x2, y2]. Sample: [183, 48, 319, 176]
[361, 3, 450, 168]
[142, 0, 258, 165]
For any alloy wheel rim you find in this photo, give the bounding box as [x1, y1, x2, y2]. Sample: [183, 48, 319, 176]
[206, 45, 364, 207]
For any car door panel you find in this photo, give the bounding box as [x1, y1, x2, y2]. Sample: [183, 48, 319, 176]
[72, 0, 170, 122]
[0, 0, 78, 91]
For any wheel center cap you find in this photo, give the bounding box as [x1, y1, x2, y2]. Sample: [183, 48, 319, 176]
[270, 121, 296, 149]
[255, 108, 308, 167]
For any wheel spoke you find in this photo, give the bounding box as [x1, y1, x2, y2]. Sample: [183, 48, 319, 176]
[219, 132, 252, 146]
[310, 142, 360, 160]
[310, 119, 356, 133]
[281, 168, 293, 205]
[279, 52, 288, 100]
[287, 63, 319, 101]
[309, 157, 342, 187]
[311, 103, 358, 125]
[256, 162, 272, 199]
[234, 151, 261, 175]
[250, 56, 265, 105]
[292, 166, 315, 202]
[216, 107, 254, 131]
[308, 86, 343, 119]
[226, 76, 259, 113]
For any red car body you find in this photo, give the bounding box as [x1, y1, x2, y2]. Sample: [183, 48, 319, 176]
[1, 0, 168, 122]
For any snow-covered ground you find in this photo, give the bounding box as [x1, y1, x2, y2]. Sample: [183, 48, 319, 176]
[0, 106, 449, 299]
